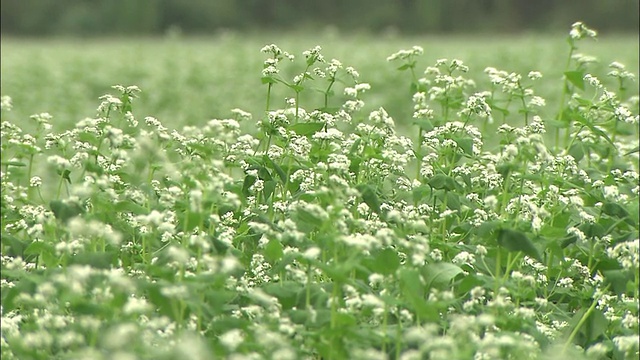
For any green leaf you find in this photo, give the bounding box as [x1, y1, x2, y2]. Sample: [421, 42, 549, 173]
[263, 155, 287, 183]
[497, 228, 542, 261]
[560, 235, 578, 249]
[241, 174, 257, 197]
[412, 185, 432, 203]
[24, 240, 55, 257]
[356, 184, 383, 216]
[568, 142, 585, 162]
[288, 84, 305, 93]
[261, 76, 276, 84]
[293, 206, 325, 230]
[1, 236, 29, 259]
[368, 248, 400, 276]
[50, 200, 84, 223]
[263, 282, 300, 310]
[263, 180, 277, 201]
[601, 202, 630, 220]
[491, 105, 510, 117]
[453, 137, 474, 156]
[571, 111, 615, 147]
[603, 269, 634, 294]
[84, 160, 104, 175]
[1, 161, 27, 167]
[264, 238, 284, 263]
[496, 163, 518, 178]
[625, 146, 639, 155]
[348, 138, 362, 155]
[177, 210, 204, 232]
[398, 268, 438, 321]
[564, 70, 585, 91]
[114, 201, 148, 215]
[476, 220, 500, 237]
[289, 122, 325, 136]
[445, 192, 461, 211]
[423, 262, 464, 289]
[57, 169, 72, 184]
[412, 119, 434, 132]
[566, 308, 608, 347]
[397, 63, 413, 71]
[67, 251, 117, 269]
[427, 174, 457, 191]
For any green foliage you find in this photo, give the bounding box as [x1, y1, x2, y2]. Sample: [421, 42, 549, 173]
[0, 24, 638, 360]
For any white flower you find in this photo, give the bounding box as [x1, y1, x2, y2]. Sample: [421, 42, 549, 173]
[302, 247, 321, 260]
[219, 329, 244, 351]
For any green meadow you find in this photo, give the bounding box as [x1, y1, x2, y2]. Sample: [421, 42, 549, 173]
[2, 32, 637, 132]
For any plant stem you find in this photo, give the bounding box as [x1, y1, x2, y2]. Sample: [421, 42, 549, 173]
[562, 285, 608, 353]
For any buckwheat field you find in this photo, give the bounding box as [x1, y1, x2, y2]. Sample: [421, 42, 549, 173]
[1, 23, 639, 360]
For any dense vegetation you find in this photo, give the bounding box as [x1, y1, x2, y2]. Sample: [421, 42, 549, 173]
[1, 23, 638, 359]
[2, 0, 638, 35]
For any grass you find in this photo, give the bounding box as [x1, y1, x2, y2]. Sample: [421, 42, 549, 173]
[1, 24, 639, 359]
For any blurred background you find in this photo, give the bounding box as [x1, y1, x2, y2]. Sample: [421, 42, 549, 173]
[1, 1, 638, 135]
[2, 0, 639, 37]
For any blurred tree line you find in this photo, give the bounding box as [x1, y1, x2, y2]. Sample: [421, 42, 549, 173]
[2, 0, 638, 36]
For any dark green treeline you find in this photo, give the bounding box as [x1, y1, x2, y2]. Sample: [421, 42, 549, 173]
[2, 0, 639, 36]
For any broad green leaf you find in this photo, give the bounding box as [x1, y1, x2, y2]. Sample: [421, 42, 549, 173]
[264, 238, 284, 263]
[293, 207, 325, 230]
[496, 163, 518, 178]
[560, 235, 578, 249]
[427, 174, 457, 191]
[356, 184, 383, 216]
[2, 235, 28, 258]
[67, 251, 117, 269]
[295, 283, 331, 310]
[496, 228, 542, 261]
[412, 185, 432, 203]
[564, 70, 585, 91]
[348, 138, 362, 155]
[578, 222, 606, 238]
[399, 268, 438, 321]
[181, 211, 204, 232]
[456, 274, 488, 294]
[566, 308, 608, 347]
[50, 200, 84, 223]
[411, 119, 434, 132]
[546, 119, 570, 128]
[261, 76, 276, 84]
[423, 262, 464, 289]
[263, 282, 300, 310]
[453, 137, 474, 156]
[445, 192, 461, 211]
[289, 122, 325, 136]
[263, 155, 287, 183]
[263, 180, 277, 200]
[603, 269, 634, 294]
[568, 142, 585, 162]
[368, 248, 400, 275]
[24, 240, 55, 257]
[476, 220, 500, 237]
[601, 202, 630, 220]
[241, 174, 257, 197]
